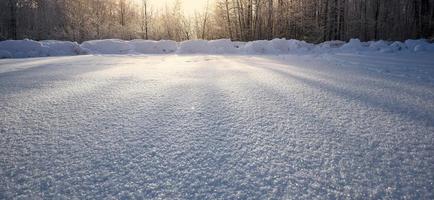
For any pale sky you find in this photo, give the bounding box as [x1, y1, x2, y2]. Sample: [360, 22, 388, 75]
[145, 0, 212, 15]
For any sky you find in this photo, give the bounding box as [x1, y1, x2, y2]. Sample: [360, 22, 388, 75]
[145, 0, 212, 15]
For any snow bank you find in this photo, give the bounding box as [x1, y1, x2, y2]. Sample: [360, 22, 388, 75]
[208, 39, 239, 54]
[0, 39, 49, 58]
[314, 40, 346, 53]
[369, 40, 393, 53]
[243, 38, 313, 54]
[177, 39, 242, 54]
[318, 40, 346, 49]
[340, 39, 367, 52]
[244, 40, 276, 54]
[177, 40, 209, 54]
[0, 39, 85, 58]
[80, 39, 132, 54]
[1, 38, 433, 58]
[41, 40, 84, 56]
[0, 50, 12, 58]
[390, 41, 408, 52]
[130, 40, 177, 54]
[404, 39, 434, 52]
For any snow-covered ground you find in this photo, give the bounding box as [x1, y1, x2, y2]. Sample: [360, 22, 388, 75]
[1, 52, 434, 199]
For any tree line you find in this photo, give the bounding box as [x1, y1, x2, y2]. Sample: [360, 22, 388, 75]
[1, 0, 433, 43]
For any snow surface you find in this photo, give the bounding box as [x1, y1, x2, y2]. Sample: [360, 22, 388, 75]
[1, 52, 434, 199]
[0, 38, 433, 58]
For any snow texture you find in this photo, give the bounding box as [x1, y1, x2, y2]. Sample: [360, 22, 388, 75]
[1, 38, 433, 58]
[131, 40, 177, 54]
[1, 52, 434, 199]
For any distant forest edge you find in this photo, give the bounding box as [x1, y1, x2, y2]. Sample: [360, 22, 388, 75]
[1, 0, 434, 43]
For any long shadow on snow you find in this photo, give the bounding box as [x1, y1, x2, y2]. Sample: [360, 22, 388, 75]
[0, 56, 133, 96]
[239, 57, 434, 127]
[245, 56, 434, 102]
[224, 57, 434, 199]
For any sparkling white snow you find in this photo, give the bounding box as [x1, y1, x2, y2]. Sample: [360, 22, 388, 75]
[1, 52, 434, 199]
[1, 38, 434, 59]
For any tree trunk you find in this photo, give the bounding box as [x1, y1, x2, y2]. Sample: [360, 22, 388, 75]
[225, 0, 233, 39]
[144, 0, 149, 40]
[253, 0, 260, 40]
[374, 0, 380, 40]
[202, 0, 209, 39]
[8, 0, 17, 40]
[246, 0, 253, 40]
[323, 0, 329, 41]
[267, 0, 273, 39]
[277, 0, 285, 38]
[236, 0, 245, 40]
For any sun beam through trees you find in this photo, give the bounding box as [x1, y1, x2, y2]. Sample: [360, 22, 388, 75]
[0, 0, 433, 42]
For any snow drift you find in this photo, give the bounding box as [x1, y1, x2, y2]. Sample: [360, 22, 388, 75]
[0, 39, 84, 58]
[0, 38, 433, 58]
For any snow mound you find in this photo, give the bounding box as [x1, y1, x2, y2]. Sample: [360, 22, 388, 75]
[244, 40, 276, 54]
[131, 40, 177, 54]
[174, 39, 243, 54]
[318, 40, 346, 49]
[233, 41, 246, 49]
[41, 40, 85, 56]
[0, 39, 49, 58]
[269, 39, 290, 54]
[390, 41, 408, 52]
[80, 39, 133, 54]
[208, 39, 239, 54]
[369, 40, 394, 53]
[1, 38, 432, 59]
[291, 39, 314, 53]
[340, 39, 367, 52]
[405, 39, 434, 52]
[0, 39, 87, 58]
[0, 50, 12, 58]
[177, 40, 210, 54]
[314, 40, 346, 54]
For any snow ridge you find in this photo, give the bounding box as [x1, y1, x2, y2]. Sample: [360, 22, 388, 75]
[0, 38, 433, 59]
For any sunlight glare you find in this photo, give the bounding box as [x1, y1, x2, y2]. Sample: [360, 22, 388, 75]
[145, 0, 212, 15]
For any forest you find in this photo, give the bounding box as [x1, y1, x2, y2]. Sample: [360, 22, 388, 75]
[1, 0, 434, 43]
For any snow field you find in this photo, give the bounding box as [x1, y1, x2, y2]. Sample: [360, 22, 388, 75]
[0, 38, 433, 58]
[1, 54, 433, 199]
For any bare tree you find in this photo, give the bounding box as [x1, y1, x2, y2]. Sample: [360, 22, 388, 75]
[8, 0, 17, 40]
[1, 0, 433, 42]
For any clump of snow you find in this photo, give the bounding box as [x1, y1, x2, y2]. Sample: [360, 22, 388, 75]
[208, 39, 239, 54]
[80, 39, 133, 54]
[390, 41, 408, 52]
[177, 39, 241, 54]
[130, 40, 177, 54]
[244, 40, 276, 54]
[270, 38, 290, 54]
[318, 40, 346, 49]
[177, 40, 210, 54]
[288, 39, 314, 53]
[0, 39, 49, 58]
[369, 40, 393, 53]
[41, 40, 85, 56]
[0, 50, 12, 58]
[340, 39, 366, 52]
[233, 41, 246, 49]
[404, 39, 434, 52]
[314, 40, 346, 54]
[414, 44, 427, 52]
[269, 38, 313, 54]
[405, 39, 425, 51]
